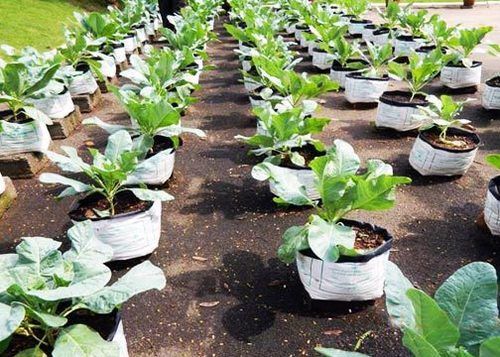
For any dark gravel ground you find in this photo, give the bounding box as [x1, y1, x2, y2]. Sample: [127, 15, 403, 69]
[1, 19, 500, 357]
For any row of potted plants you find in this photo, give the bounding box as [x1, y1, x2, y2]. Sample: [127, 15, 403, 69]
[0, 0, 224, 355]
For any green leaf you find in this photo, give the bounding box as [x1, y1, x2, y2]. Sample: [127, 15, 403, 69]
[277, 226, 309, 264]
[307, 215, 356, 262]
[434, 262, 499, 347]
[80, 261, 166, 314]
[14, 347, 47, 357]
[104, 130, 133, 162]
[485, 154, 500, 170]
[12, 302, 67, 328]
[39, 173, 92, 199]
[407, 288, 460, 352]
[402, 328, 441, 357]
[63, 221, 114, 264]
[314, 347, 370, 356]
[52, 324, 119, 357]
[480, 336, 500, 357]
[127, 188, 174, 202]
[384, 261, 416, 329]
[0, 302, 25, 341]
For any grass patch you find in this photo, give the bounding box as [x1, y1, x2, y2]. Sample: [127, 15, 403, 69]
[0, 0, 106, 53]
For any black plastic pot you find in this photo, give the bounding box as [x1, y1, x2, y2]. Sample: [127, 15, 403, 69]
[486, 76, 500, 88]
[379, 90, 428, 108]
[444, 60, 482, 69]
[345, 73, 389, 82]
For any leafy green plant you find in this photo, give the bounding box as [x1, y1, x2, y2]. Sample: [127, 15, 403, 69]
[485, 154, 500, 170]
[384, 261, 500, 357]
[235, 104, 329, 167]
[330, 36, 364, 69]
[447, 27, 493, 67]
[359, 42, 393, 78]
[414, 95, 474, 147]
[423, 16, 457, 50]
[399, 9, 430, 38]
[74, 12, 124, 50]
[388, 50, 444, 100]
[252, 139, 411, 263]
[308, 22, 350, 55]
[340, 0, 370, 19]
[83, 89, 205, 157]
[39, 130, 173, 216]
[0, 61, 59, 124]
[376, 1, 410, 29]
[0, 220, 166, 356]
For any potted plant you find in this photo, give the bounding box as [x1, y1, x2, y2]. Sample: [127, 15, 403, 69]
[328, 36, 367, 89]
[409, 95, 479, 176]
[252, 139, 411, 301]
[440, 26, 493, 89]
[376, 50, 444, 131]
[39, 130, 174, 260]
[0, 61, 59, 156]
[83, 90, 205, 185]
[308, 23, 348, 70]
[0, 220, 166, 356]
[384, 261, 499, 357]
[340, 0, 372, 35]
[395, 9, 429, 57]
[371, 2, 408, 46]
[237, 104, 330, 199]
[344, 42, 393, 104]
[482, 44, 500, 110]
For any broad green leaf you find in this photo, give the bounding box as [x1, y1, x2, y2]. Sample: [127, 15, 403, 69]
[63, 221, 113, 264]
[104, 130, 133, 162]
[277, 225, 309, 264]
[480, 336, 500, 357]
[52, 324, 119, 357]
[14, 347, 47, 357]
[402, 328, 441, 357]
[307, 215, 355, 262]
[39, 173, 91, 198]
[0, 302, 25, 341]
[385, 261, 416, 329]
[435, 262, 499, 346]
[80, 261, 166, 314]
[315, 347, 369, 357]
[407, 288, 460, 352]
[12, 302, 67, 328]
[485, 154, 500, 170]
[127, 188, 174, 202]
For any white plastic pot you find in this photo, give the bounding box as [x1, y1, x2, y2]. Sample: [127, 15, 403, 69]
[394, 36, 424, 57]
[68, 69, 99, 96]
[238, 41, 252, 53]
[296, 221, 392, 301]
[344, 74, 389, 103]
[312, 50, 334, 70]
[348, 20, 372, 35]
[371, 31, 390, 46]
[482, 78, 500, 110]
[242, 60, 252, 72]
[268, 166, 319, 200]
[249, 96, 267, 109]
[286, 23, 296, 34]
[113, 46, 127, 64]
[330, 63, 364, 89]
[0, 173, 5, 196]
[307, 41, 318, 56]
[440, 62, 482, 89]
[244, 79, 262, 93]
[375, 91, 429, 131]
[409, 129, 479, 176]
[484, 176, 500, 236]
[122, 35, 137, 53]
[153, 18, 161, 31]
[135, 27, 147, 44]
[99, 56, 117, 78]
[299, 35, 309, 48]
[112, 319, 129, 357]
[72, 199, 163, 261]
[30, 89, 75, 120]
[145, 22, 156, 36]
[126, 149, 175, 185]
[0, 119, 51, 156]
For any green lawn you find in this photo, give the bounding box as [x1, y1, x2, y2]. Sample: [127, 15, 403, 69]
[0, 0, 106, 53]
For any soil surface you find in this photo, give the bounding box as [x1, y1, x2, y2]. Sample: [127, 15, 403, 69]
[2, 9, 500, 357]
[381, 91, 427, 106]
[421, 130, 478, 151]
[353, 226, 385, 250]
[486, 76, 500, 88]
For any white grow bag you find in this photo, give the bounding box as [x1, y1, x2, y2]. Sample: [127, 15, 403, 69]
[375, 92, 429, 131]
[0, 173, 5, 196]
[484, 177, 500, 236]
[242, 60, 252, 72]
[244, 79, 262, 94]
[440, 62, 482, 89]
[112, 320, 129, 357]
[330, 66, 362, 89]
[345, 74, 389, 103]
[113, 46, 127, 64]
[249, 96, 268, 109]
[268, 166, 319, 200]
[312, 50, 334, 70]
[135, 27, 147, 43]
[348, 21, 372, 35]
[126, 149, 176, 185]
[99, 57, 117, 78]
[394, 37, 424, 57]
[30, 89, 75, 120]
[482, 79, 500, 110]
[299, 35, 310, 48]
[74, 200, 162, 261]
[308, 41, 318, 56]
[409, 131, 479, 176]
[296, 223, 392, 301]
[68, 69, 99, 96]
[145, 22, 156, 36]
[372, 31, 390, 46]
[286, 23, 296, 34]
[122, 35, 137, 53]
[0, 120, 51, 156]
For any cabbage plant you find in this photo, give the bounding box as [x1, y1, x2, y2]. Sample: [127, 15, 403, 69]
[359, 42, 394, 78]
[39, 130, 173, 216]
[0, 220, 166, 356]
[235, 104, 329, 167]
[252, 139, 411, 263]
[446, 27, 493, 67]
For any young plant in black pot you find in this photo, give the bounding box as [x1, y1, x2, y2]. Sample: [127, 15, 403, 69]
[328, 36, 367, 89]
[39, 130, 173, 261]
[344, 42, 393, 104]
[409, 95, 479, 176]
[482, 44, 500, 110]
[237, 104, 330, 199]
[252, 139, 411, 301]
[83, 89, 205, 185]
[0, 220, 166, 356]
[440, 26, 493, 90]
[376, 50, 444, 131]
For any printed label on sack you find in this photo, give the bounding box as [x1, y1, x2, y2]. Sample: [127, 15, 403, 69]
[482, 85, 500, 110]
[345, 77, 388, 103]
[0, 120, 51, 156]
[440, 65, 481, 89]
[376, 102, 424, 131]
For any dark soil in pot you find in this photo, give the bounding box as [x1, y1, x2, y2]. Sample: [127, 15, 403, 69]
[75, 61, 91, 73]
[295, 24, 308, 30]
[396, 35, 422, 42]
[486, 76, 500, 88]
[69, 190, 153, 221]
[488, 175, 500, 202]
[277, 144, 325, 170]
[363, 24, 377, 30]
[146, 136, 180, 159]
[420, 126, 480, 152]
[373, 28, 390, 36]
[300, 219, 393, 263]
[6, 310, 121, 356]
[346, 73, 389, 82]
[345, 33, 362, 41]
[393, 56, 410, 64]
[415, 45, 437, 54]
[0, 109, 31, 124]
[350, 19, 372, 24]
[380, 90, 428, 106]
[445, 60, 482, 69]
[331, 59, 368, 71]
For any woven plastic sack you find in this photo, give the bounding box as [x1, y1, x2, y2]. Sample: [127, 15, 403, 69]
[126, 149, 175, 185]
[440, 63, 482, 89]
[30, 90, 75, 120]
[345, 75, 388, 103]
[0, 120, 51, 157]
